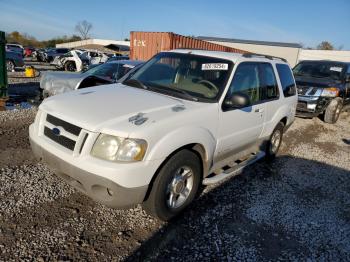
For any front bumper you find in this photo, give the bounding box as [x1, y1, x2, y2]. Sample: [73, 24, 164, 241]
[29, 122, 164, 209]
[30, 136, 148, 208]
[296, 96, 331, 117]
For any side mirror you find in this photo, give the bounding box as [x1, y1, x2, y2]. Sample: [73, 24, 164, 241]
[284, 85, 296, 96]
[224, 92, 251, 109]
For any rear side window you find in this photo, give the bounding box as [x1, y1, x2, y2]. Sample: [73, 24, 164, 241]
[276, 64, 296, 97]
[260, 63, 279, 100]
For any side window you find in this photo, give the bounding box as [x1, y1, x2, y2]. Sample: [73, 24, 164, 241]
[276, 64, 296, 97]
[260, 63, 279, 100]
[226, 63, 261, 105]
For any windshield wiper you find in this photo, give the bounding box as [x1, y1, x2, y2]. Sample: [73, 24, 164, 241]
[123, 79, 149, 90]
[168, 85, 198, 101]
[147, 83, 198, 101]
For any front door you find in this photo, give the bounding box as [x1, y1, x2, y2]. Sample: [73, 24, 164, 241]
[216, 62, 265, 161]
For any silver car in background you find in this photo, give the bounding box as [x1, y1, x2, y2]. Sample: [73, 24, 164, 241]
[40, 60, 144, 97]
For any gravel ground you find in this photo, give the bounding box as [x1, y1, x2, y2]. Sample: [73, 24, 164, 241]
[0, 90, 349, 260]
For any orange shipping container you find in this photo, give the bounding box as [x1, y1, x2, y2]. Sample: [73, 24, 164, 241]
[130, 32, 247, 60]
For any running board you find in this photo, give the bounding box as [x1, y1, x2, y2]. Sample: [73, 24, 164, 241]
[203, 151, 266, 185]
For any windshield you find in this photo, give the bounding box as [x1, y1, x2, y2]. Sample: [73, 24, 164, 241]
[125, 52, 233, 102]
[293, 62, 346, 80]
[85, 63, 134, 80]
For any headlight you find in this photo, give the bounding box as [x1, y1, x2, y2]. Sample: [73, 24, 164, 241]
[91, 134, 147, 162]
[321, 87, 339, 97]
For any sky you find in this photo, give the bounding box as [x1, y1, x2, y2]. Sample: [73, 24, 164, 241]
[0, 0, 349, 49]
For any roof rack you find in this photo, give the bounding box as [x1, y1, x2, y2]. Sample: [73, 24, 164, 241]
[242, 53, 287, 62]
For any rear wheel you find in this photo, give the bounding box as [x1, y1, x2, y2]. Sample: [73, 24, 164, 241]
[324, 98, 342, 124]
[266, 122, 284, 161]
[65, 61, 76, 72]
[6, 60, 15, 72]
[142, 149, 201, 221]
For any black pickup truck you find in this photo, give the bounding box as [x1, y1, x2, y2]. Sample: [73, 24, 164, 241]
[293, 60, 350, 123]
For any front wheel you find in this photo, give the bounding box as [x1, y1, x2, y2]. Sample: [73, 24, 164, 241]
[266, 122, 284, 161]
[142, 149, 201, 221]
[65, 61, 76, 72]
[6, 60, 15, 72]
[324, 98, 342, 124]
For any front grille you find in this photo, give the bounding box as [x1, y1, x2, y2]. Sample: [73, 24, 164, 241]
[46, 114, 81, 136]
[44, 126, 76, 150]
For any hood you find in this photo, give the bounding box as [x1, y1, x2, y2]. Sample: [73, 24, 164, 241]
[40, 83, 190, 135]
[40, 71, 84, 96]
[295, 75, 341, 88]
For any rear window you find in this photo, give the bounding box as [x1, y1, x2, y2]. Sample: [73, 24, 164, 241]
[276, 64, 296, 97]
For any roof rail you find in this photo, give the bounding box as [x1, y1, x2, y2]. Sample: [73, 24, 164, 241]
[242, 53, 287, 62]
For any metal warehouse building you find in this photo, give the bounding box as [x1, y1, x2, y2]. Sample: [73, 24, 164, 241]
[198, 36, 302, 67]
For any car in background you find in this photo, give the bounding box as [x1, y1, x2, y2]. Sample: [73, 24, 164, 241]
[24, 47, 36, 57]
[40, 60, 144, 97]
[6, 44, 24, 56]
[51, 50, 109, 72]
[5, 50, 24, 72]
[44, 48, 70, 62]
[107, 55, 129, 62]
[34, 48, 49, 62]
[294, 60, 350, 123]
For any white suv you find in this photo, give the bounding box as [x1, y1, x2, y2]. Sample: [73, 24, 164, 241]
[29, 50, 297, 221]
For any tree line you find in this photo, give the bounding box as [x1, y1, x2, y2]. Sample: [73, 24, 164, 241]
[5, 20, 94, 48]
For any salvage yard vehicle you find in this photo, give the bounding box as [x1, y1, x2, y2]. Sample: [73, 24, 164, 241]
[5, 50, 24, 72]
[40, 60, 143, 97]
[51, 50, 109, 72]
[44, 48, 70, 63]
[294, 60, 350, 123]
[6, 43, 24, 56]
[51, 50, 84, 71]
[29, 50, 297, 221]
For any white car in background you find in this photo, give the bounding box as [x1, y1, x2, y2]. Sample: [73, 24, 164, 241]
[30, 50, 297, 221]
[51, 50, 110, 72]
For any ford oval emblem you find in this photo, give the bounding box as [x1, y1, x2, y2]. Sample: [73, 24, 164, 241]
[52, 127, 61, 136]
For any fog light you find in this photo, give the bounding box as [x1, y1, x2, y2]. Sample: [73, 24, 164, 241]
[107, 188, 114, 196]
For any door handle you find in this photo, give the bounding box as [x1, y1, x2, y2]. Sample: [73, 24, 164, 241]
[255, 108, 264, 113]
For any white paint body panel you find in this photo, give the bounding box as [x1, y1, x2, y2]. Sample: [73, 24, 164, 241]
[30, 50, 297, 190]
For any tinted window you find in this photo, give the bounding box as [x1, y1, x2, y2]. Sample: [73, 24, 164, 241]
[260, 63, 279, 100]
[347, 65, 350, 74]
[276, 64, 296, 97]
[226, 63, 261, 104]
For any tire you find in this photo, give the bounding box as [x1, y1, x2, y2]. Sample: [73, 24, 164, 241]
[142, 149, 202, 221]
[266, 122, 284, 161]
[65, 61, 76, 72]
[324, 98, 342, 124]
[6, 60, 15, 72]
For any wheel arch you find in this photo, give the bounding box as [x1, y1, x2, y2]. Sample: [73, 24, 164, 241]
[143, 143, 208, 202]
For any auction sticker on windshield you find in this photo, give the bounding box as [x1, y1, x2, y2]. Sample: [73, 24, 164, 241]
[201, 63, 228, 70]
[330, 66, 343, 72]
